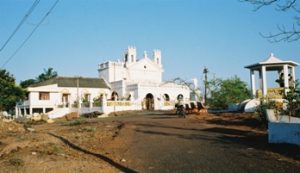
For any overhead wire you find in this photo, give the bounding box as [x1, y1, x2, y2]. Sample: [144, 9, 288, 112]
[0, 0, 41, 52]
[1, 0, 60, 68]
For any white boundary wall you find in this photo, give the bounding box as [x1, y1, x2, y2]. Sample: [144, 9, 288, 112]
[268, 122, 300, 146]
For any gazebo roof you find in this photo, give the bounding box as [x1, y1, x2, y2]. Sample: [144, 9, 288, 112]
[245, 53, 299, 69]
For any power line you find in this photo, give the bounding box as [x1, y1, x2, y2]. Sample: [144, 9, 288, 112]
[0, 0, 41, 52]
[1, 0, 60, 68]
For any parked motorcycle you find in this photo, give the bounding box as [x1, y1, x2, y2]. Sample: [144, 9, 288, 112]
[175, 104, 186, 118]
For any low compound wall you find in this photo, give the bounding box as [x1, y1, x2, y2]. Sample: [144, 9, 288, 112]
[268, 122, 300, 146]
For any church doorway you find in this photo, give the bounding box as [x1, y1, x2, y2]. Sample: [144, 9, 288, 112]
[145, 93, 154, 110]
[111, 91, 119, 101]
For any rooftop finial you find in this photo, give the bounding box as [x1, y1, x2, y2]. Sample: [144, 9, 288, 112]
[144, 51, 148, 59]
[270, 52, 274, 57]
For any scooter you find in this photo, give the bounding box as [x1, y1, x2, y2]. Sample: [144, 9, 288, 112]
[176, 104, 186, 118]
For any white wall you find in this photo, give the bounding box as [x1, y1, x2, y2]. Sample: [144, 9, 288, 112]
[27, 84, 110, 108]
[269, 122, 300, 146]
[127, 58, 163, 83]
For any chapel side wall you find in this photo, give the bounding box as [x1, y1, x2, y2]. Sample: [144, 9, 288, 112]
[126, 84, 139, 100]
[159, 85, 190, 102]
[99, 68, 109, 82]
[128, 69, 162, 83]
[108, 62, 126, 82]
[110, 80, 125, 99]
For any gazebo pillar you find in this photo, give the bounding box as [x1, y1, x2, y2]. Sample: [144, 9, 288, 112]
[292, 66, 296, 85]
[261, 66, 267, 97]
[250, 70, 256, 98]
[283, 64, 289, 88]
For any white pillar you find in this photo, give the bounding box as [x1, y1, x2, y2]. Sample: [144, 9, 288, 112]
[261, 66, 267, 97]
[18, 108, 21, 117]
[89, 100, 93, 108]
[15, 106, 18, 118]
[102, 94, 107, 113]
[23, 107, 27, 116]
[283, 65, 289, 88]
[250, 70, 256, 98]
[292, 66, 296, 84]
[29, 107, 32, 115]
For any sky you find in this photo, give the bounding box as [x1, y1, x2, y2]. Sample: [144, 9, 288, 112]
[0, 0, 299, 89]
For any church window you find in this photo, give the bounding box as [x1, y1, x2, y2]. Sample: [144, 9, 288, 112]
[125, 54, 128, 62]
[144, 65, 147, 69]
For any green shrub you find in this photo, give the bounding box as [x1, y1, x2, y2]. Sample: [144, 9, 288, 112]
[65, 117, 86, 126]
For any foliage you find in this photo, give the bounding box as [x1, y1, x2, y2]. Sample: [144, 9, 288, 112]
[242, 0, 300, 42]
[8, 158, 24, 167]
[256, 99, 284, 126]
[207, 76, 251, 109]
[65, 117, 86, 126]
[20, 79, 36, 88]
[81, 97, 90, 107]
[20, 67, 58, 88]
[93, 96, 102, 107]
[284, 80, 300, 117]
[36, 67, 57, 83]
[0, 69, 25, 112]
[255, 80, 300, 126]
[173, 77, 202, 101]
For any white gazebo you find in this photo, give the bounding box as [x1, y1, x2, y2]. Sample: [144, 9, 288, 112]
[245, 53, 299, 99]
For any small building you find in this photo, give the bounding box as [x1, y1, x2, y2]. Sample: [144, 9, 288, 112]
[243, 53, 299, 112]
[16, 77, 110, 117]
[245, 53, 299, 99]
[98, 46, 191, 110]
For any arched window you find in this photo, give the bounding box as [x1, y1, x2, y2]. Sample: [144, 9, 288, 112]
[177, 94, 183, 100]
[164, 94, 170, 101]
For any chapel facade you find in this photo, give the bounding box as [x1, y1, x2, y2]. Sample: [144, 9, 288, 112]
[98, 46, 190, 110]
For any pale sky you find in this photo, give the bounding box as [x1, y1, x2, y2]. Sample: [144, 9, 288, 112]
[0, 0, 299, 89]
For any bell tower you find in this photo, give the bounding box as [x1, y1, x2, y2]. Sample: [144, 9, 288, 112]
[124, 46, 136, 67]
[153, 49, 162, 67]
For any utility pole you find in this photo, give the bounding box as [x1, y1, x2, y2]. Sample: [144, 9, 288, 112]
[77, 77, 80, 115]
[203, 67, 208, 105]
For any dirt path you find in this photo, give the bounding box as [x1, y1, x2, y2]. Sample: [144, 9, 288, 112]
[102, 111, 300, 173]
[0, 111, 300, 173]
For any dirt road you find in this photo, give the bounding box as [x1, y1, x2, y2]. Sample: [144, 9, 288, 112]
[1, 111, 300, 173]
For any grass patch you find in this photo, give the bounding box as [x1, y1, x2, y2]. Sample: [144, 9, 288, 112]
[8, 158, 24, 167]
[80, 126, 96, 132]
[63, 117, 86, 126]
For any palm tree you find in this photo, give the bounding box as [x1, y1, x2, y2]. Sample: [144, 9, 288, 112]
[36, 67, 58, 82]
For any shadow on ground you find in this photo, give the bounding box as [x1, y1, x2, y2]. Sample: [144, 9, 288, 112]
[135, 122, 300, 162]
[48, 133, 138, 173]
[202, 127, 300, 161]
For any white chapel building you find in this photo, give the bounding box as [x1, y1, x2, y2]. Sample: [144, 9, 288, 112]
[98, 46, 191, 110]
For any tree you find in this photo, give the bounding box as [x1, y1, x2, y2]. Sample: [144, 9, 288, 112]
[207, 76, 251, 109]
[36, 67, 58, 83]
[19, 67, 58, 88]
[0, 69, 25, 112]
[173, 77, 202, 101]
[284, 80, 300, 118]
[20, 79, 36, 88]
[242, 0, 300, 42]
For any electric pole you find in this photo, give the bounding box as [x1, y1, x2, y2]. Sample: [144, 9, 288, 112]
[203, 67, 208, 105]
